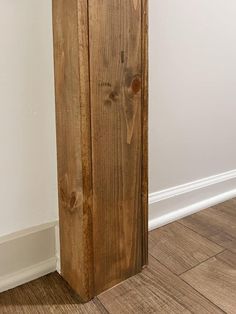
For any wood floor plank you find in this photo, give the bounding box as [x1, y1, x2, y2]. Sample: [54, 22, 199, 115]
[181, 250, 236, 314]
[98, 255, 224, 314]
[149, 222, 223, 275]
[179, 203, 236, 253]
[0, 273, 106, 314]
[214, 199, 236, 219]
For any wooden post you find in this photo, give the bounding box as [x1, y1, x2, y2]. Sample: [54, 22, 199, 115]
[52, 0, 148, 302]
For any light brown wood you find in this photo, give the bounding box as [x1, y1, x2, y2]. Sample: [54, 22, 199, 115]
[181, 250, 236, 314]
[149, 222, 223, 275]
[52, 0, 94, 301]
[98, 255, 223, 314]
[0, 272, 107, 314]
[88, 0, 145, 294]
[179, 201, 236, 253]
[214, 199, 236, 218]
[52, 0, 148, 301]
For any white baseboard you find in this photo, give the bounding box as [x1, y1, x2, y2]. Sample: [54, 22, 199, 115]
[0, 257, 57, 293]
[55, 224, 61, 274]
[149, 169, 236, 231]
[0, 222, 57, 293]
[149, 189, 236, 230]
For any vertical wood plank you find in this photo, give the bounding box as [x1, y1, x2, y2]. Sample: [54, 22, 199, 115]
[52, 0, 94, 301]
[53, 0, 148, 301]
[76, 0, 95, 299]
[88, 0, 144, 293]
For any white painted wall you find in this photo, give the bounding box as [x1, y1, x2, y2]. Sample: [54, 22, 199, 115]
[149, 0, 236, 193]
[1, 0, 236, 238]
[149, 0, 236, 228]
[0, 0, 58, 237]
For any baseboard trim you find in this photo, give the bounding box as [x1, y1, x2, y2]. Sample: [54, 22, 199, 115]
[0, 257, 57, 293]
[149, 188, 236, 231]
[0, 222, 57, 293]
[149, 169, 236, 204]
[0, 221, 58, 245]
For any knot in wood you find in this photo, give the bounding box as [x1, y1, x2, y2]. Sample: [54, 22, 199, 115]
[131, 76, 141, 94]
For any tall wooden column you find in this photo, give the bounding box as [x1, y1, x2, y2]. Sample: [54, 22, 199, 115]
[52, 0, 148, 302]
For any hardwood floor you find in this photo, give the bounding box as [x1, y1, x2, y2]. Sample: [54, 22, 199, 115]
[0, 199, 235, 313]
[0, 272, 106, 313]
[98, 255, 223, 314]
[179, 201, 236, 254]
[149, 222, 223, 275]
[181, 250, 236, 314]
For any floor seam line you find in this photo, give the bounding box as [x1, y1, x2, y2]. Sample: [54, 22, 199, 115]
[177, 220, 226, 250]
[179, 249, 227, 277]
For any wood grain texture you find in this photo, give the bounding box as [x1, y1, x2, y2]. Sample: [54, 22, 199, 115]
[181, 250, 236, 314]
[141, 0, 148, 266]
[53, 0, 148, 300]
[88, 0, 146, 294]
[214, 198, 236, 218]
[179, 200, 236, 253]
[52, 0, 94, 302]
[149, 222, 223, 275]
[98, 255, 223, 314]
[0, 272, 107, 314]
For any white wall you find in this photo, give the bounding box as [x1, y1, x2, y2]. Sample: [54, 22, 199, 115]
[149, 0, 236, 228]
[149, 0, 236, 192]
[0, 0, 58, 237]
[1, 0, 236, 237]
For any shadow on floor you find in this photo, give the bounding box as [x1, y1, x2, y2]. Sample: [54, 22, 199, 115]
[0, 272, 85, 305]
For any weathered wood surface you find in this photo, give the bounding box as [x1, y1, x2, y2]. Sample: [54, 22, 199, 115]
[53, 0, 148, 301]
